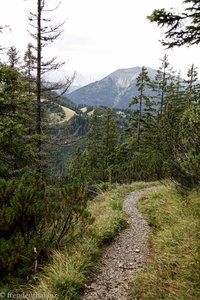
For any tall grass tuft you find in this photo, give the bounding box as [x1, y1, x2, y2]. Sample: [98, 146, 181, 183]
[131, 185, 200, 300]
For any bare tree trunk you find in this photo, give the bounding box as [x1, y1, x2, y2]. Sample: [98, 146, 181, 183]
[160, 70, 165, 118]
[36, 0, 42, 162]
[137, 90, 143, 148]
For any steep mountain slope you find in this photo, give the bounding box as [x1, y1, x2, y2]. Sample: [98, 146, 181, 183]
[67, 67, 157, 109]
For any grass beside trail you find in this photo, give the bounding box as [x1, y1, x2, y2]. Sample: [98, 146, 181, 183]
[131, 184, 200, 300]
[26, 181, 157, 300]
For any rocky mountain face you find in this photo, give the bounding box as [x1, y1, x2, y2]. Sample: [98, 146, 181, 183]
[67, 67, 157, 109]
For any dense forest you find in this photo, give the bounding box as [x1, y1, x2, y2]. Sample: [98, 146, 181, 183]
[0, 0, 200, 298]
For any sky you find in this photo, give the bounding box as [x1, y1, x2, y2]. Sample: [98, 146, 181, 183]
[0, 0, 200, 85]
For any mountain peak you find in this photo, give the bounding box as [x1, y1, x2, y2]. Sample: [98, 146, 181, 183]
[67, 66, 157, 109]
[106, 67, 143, 88]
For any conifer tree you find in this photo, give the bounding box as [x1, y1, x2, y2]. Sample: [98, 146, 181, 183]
[153, 54, 174, 118]
[23, 43, 35, 82]
[148, 0, 200, 48]
[22, 44, 37, 136]
[129, 67, 152, 148]
[148, 1, 200, 187]
[101, 108, 119, 181]
[86, 109, 104, 175]
[184, 64, 200, 107]
[173, 65, 200, 187]
[157, 74, 185, 177]
[28, 0, 73, 166]
[7, 46, 20, 68]
[0, 66, 36, 177]
[85, 108, 119, 182]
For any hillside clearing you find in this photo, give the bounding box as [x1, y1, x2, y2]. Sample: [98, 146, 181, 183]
[87, 109, 94, 116]
[80, 107, 87, 113]
[60, 105, 77, 121]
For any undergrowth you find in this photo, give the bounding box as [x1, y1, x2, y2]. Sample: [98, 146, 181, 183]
[131, 184, 200, 300]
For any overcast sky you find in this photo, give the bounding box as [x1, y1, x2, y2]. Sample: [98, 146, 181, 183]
[0, 0, 199, 84]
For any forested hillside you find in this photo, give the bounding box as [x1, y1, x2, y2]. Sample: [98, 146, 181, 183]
[0, 0, 200, 299]
[68, 60, 200, 187]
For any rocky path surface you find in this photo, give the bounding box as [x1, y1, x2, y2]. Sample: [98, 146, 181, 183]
[81, 187, 156, 300]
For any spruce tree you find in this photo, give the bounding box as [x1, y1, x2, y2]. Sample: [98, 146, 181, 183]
[86, 109, 105, 181]
[148, 0, 200, 48]
[0, 66, 36, 177]
[148, 1, 200, 187]
[7, 46, 20, 68]
[28, 0, 73, 167]
[85, 108, 119, 183]
[184, 64, 200, 107]
[101, 108, 119, 182]
[129, 66, 152, 148]
[23, 43, 35, 82]
[174, 65, 200, 187]
[153, 54, 175, 118]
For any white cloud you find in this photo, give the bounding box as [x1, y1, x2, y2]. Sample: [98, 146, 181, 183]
[0, 0, 199, 83]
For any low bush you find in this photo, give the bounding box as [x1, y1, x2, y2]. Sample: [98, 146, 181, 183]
[0, 176, 91, 287]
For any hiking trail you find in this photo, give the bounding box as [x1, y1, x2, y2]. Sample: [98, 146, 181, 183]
[81, 187, 157, 300]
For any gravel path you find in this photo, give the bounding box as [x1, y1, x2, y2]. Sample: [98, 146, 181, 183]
[81, 187, 156, 300]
